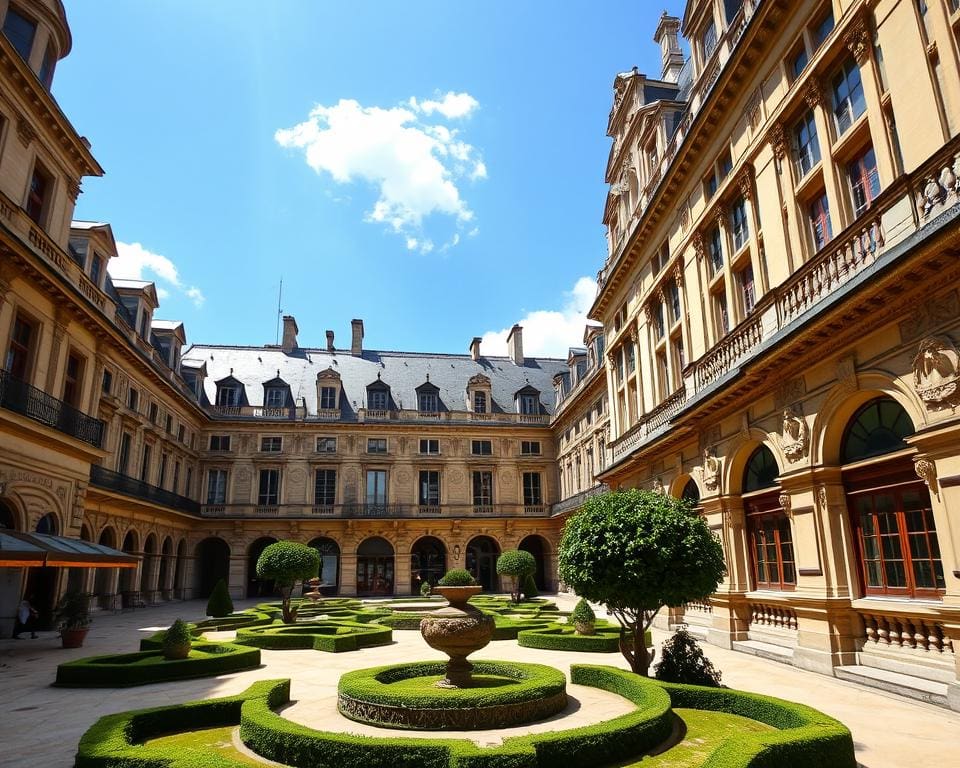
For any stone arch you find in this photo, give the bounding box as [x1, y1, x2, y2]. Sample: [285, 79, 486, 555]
[519, 534, 551, 591]
[356, 536, 395, 596]
[466, 535, 501, 592]
[723, 428, 782, 496]
[670, 473, 702, 501]
[247, 536, 279, 598]
[812, 371, 925, 467]
[119, 529, 140, 601]
[141, 532, 159, 596]
[158, 536, 174, 597]
[194, 537, 231, 599]
[410, 535, 446, 590]
[0, 496, 24, 530]
[308, 537, 341, 594]
[94, 526, 119, 608]
[35, 511, 59, 535]
[173, 538, 187, 597]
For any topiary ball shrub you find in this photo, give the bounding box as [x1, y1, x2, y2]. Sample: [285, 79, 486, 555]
[521, 573, 539, 599]
[206, 578, 233, 618]
[571, 598, 596, 635]
[419, 580, 432, 596]
[655, 627, 722, 687]
[163, 619, 192, 660]
[256, 540, 320, 624]
[497, 549, 536, 602]
[437, 568, 477, 587]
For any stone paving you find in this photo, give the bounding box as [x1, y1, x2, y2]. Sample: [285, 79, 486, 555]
[0, 595, 957, 766]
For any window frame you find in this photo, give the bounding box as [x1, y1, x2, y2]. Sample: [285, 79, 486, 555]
[257, 468, 281, 506]
[847, 145, 880, 218]
[520, 440, 541, 456]
[209, 434, 232, 452]
[316, 436, 337, 453]
[5, 311, 37, 381]
[367, 437, 387, 454]
[419, 438, 440, 455]
[522, 471, 543, 507]
[260, 436, 282, 453]
[319, 385, 337, 410]
[418, 470, 441, 506]
[746, 498, 797, 591]
[206, 468, 227, 505]
[471, 439, 493, 456]
[314, 468, 337, 506]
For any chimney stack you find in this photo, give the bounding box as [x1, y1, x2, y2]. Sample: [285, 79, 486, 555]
[654, 13, 684, 83]
[281, 315, 299, 353]
[469, 337, 482, 361]
[326, 330, 335, 352]
[506, 324, 524, 366]
[351, 319, 364, 356]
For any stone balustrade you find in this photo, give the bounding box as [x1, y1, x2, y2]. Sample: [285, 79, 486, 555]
[749, 602, 798, 631]
[859, 613, 955, 655]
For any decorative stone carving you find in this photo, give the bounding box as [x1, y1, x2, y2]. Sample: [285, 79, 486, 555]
[693, 232, 706, 261]
[844, 15, 871, 63]
[779, 493, 792, 518]
[914, 154, 960, 219]
[769, 122, 786, 161]
[816, 485, 828, 514]
[912, 336, 960, 407]
[913, 456, 938, 497]
[736, 166, 753, 200]
[652, 477, 664, 495]
[802, 79, 823, 108]
[745, 90, 762, 130]
[66, 179, 81, 202]
[779, 407, 809, 463]
[16, 115, 36, 147]
[702, 449, 720, 491]
[836, 355, 858, 394]
[673, 264, 684, 287]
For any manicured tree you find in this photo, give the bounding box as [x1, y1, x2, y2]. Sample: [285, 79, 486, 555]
[206, 578, 233, 618]
[558, 489, 725, 677]
[256, 540, 319, 624]
[163, 619, 192, 660]
[437, 568, 477, 586]
[496, 549, 536, 603]
[655, 627, 723, 687]
[521, 573, 539, 599]
[570, 598, 596, 635]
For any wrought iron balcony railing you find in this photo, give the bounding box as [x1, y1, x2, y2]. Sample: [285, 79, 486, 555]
[90, 465, 200, 516]
[0, 368, 104, 448]
[199, 502, 552, 519]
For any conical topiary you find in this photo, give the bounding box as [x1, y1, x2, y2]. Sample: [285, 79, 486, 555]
[521, 573, 539, 599]
[206, 578, 233, 618]
[571, 598, 596, 635]
[163, 618, 192, 660]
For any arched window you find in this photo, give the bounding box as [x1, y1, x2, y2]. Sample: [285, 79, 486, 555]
[35, 513, 58, 535]
[681, 478, 701, 505]
[841, 397, 914, 463]
[743, 445, 779, 492]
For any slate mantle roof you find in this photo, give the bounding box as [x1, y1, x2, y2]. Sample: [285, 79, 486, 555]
[181, 344, 568, 418]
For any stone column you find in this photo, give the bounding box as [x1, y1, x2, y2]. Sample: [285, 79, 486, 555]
[707, 495, 749, 648]
[395, 553, 412, 596]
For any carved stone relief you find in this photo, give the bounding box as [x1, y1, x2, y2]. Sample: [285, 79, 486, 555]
[914, 456, 938, 497]
[912, 336, 959, 408]
[701, 449, 720, 491]
[778, 406, 809, 463]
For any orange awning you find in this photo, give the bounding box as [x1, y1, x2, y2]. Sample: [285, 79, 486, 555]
[0, 531, 138, 569]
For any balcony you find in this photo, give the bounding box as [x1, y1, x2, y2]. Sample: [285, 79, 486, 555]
[90, 465, 200, 515]
[209, 404, 300, 420]
[0, 369, 104, 448]
[551, 484, 610, 516]
[199, 503, 552, 519]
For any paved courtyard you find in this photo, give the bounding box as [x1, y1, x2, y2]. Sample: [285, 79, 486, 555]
[0, 594, 957, 767]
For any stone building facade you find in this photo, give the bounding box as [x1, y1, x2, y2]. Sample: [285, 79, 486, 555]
[592, 0, 960, 709]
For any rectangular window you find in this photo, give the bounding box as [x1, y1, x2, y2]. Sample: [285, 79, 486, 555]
[365, 470, 387, 506]
[258, 469, 280, 506]
[656, 351, 669, 396]
[738, 264, 756, 315]
[62, 351, 84, 408]
[209, 435, 231, 451]
[319, 386, 337, 410]
[793, 111, 821, 179]
[260, 436, 282, 452]
[158, 453, 168, 489]
[790, 44, 808, 81]
[368, 389, 388, 410]
[809, 192, 833, 250]
[419, 470, 440, 506]
[418, 391, 438, 412]
[473, 471, 493, 507]
[673, 337, 686, 375]
[471, 439, 492, 456]
[473, 391, 487, 413]
[419, 438, 440, 454]
[101, 369, 113, 395]
[626, 342, 636, 373]
[519, 394, 539, 415]
[832, 59, 866, 135]
[314, 469, 336, 506]
[206, 469, 227, 504]
[90, 254, 103, 287]
[149, 402, 159, 424]
[140, 444, 152, 483]
[704, 169, 718, 199]
[812, 7, 835, 47]
[172, 461, 180, 494]
[264, 388, 285, 408]
[38, 41, 55, 89]
[702, 19, 717, 60]
[117, 432, 132, 475]
[178, 425, 186, 443]
[715, 293, 730, 337]
[616, 348, 625, 381]
[128, 387, 139, 412]
[521, 440, 541, 455]
[367, 438, 387, 454]
[669, 281, 681, 323]
[5, 313, 36, 381]
[847, 146, 880, 217]
[25, 161, 52, 225]
[522, 472, 543, 506]
[731, 197, 749, 251]
[316, 436, 337, 453]
[216, 386, 239, 407]
[2, 6, 37, 62]
[749, 510, 796, 590]
[708, 226, 723, 274]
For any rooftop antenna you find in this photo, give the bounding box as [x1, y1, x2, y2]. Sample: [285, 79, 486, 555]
[274, 277, 283, 345]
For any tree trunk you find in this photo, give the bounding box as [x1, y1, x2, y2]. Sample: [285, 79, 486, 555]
[619, 624, 650, 676]
[280, 586, 296, 624]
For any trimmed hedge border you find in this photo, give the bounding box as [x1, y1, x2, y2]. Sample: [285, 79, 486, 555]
[56, 642, 261, 688]
[517, 622, 650, 653]
[234, 620, 392, 652]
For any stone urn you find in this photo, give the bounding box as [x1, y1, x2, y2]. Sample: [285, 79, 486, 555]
[420, 586, 494, 688]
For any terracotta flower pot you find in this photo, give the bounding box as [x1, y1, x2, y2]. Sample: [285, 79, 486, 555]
[420, 586, 494, 688]
[61, 628, 89, 649]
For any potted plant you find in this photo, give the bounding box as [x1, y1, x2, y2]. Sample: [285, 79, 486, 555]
[55, 591, 91, 648]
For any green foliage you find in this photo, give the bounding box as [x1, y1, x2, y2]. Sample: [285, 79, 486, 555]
[163, 619, 193, 660]
[256, 540, 320, 623]
[570, 599, 596, 626]
[438, 568, 477, 586]
[56, 642, 260, 688]
[205, 579, 233, 618]
[55, 590, 91, 630]
[656, 628, 723, 687]
[517, 622, 636, 653]
[420, 580, 433, 596]
[497, 550, 537, 602]
[521, 573, 539, 599]
[558, 489, 725, 675]
[234, 621, 392, 652]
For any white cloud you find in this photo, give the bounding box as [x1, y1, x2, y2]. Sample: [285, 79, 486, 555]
[481, 277, 599, 358]
[109, 241, 205, 308]
[410, 91, 479, 119]
[275, 93, 485, 251]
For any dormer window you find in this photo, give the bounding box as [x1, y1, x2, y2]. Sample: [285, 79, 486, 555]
[316, 367, 342, 415]
[265, 387, 285, 408]
[217, 385, 239, 407]
[419, 392, 437, 412]
[519, 393, 539, 415]
[320, 386, 337, 410]
[90, 254, 103, 287]
[702, 19, 717, 61]
[466, 373, 493, 414]
[3, 6, 37, 63]
[473, 391, 487, 414]
[369, 389, 388, 410]
[26, 160, 53, 226]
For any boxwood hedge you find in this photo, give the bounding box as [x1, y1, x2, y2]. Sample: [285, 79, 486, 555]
[56, 642, 261, 687]
[517, 622, 650, 653]
[234, 620, 392, 652]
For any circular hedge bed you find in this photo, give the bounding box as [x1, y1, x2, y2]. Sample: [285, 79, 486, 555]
[55, 642, 260, 687]
[234, 620, 392, 652]
[337, 660, 567, 730]
[517, 622, 651, 653]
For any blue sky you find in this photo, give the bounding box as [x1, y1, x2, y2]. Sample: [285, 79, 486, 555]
[57, 1, 685, 357]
